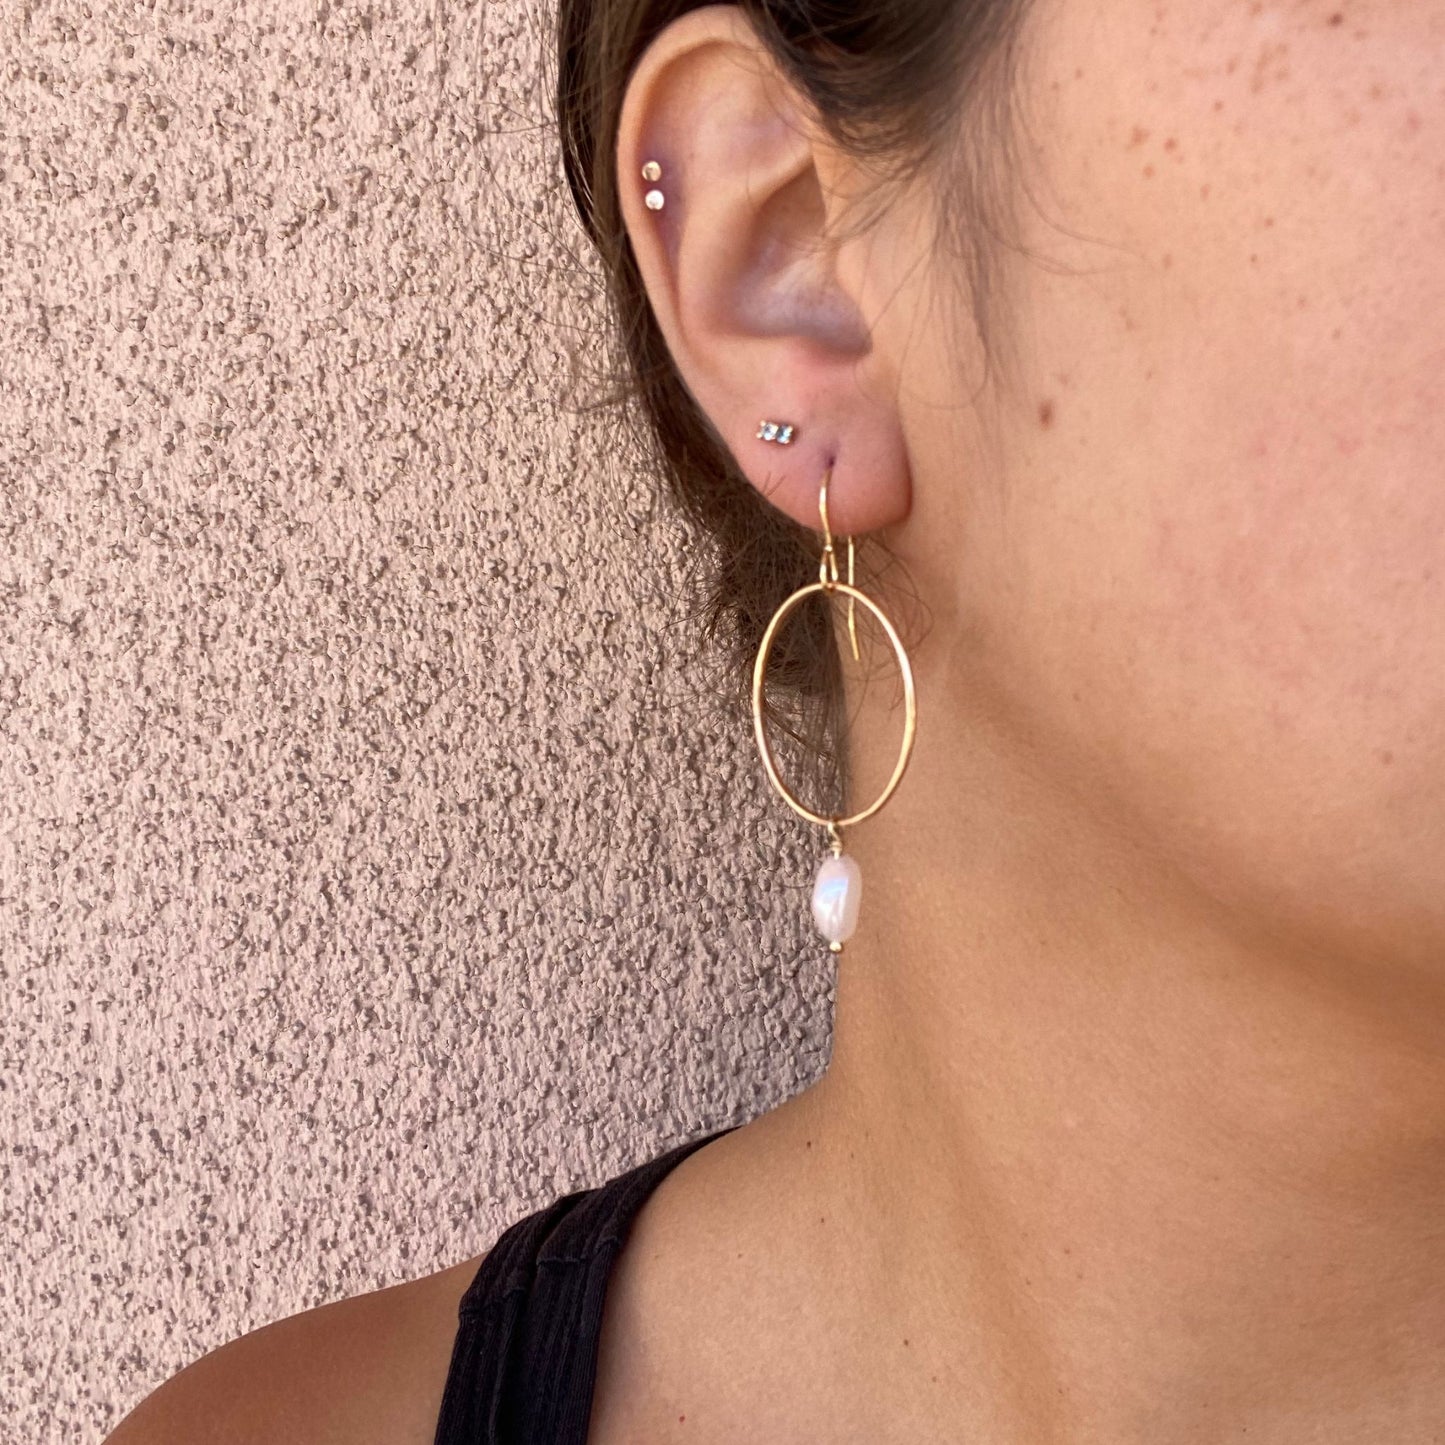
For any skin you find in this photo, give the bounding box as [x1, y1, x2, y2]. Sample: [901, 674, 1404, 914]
[106, 1, 1444, 1441]
[592, 0, 1445, 1440]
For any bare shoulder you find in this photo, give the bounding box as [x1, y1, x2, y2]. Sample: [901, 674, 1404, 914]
[103, 1252, 488, 1445]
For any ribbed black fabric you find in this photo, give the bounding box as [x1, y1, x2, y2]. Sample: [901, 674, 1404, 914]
[432, 1124, 740, 1445]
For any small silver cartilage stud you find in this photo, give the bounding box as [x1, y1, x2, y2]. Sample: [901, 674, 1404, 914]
[757, 420, 795, 445]
[642, 159, 664, 210]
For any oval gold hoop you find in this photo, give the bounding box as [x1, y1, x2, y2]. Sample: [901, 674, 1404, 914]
[751, 579, 917, 831]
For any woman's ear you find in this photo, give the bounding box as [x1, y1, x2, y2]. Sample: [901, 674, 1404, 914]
[614, 3, 911, 537]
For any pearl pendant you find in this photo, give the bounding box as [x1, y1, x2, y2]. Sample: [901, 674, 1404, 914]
[811, 852, 862, 952]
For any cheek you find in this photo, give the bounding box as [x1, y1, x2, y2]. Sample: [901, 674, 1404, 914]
[1111, 3, 1445, 778]
[979, 0, 1445, 950]
[991, 399, 1445, 969]
[1147, 386, 1444, 728]
[1135, 417, 1444, 839]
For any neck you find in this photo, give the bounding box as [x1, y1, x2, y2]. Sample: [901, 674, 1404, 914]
[782, 669, 1445, 1439]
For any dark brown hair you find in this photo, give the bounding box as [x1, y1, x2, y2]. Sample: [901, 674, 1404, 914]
[556, 0, 1033, 812]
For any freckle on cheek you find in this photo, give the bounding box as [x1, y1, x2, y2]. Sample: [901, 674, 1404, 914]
[1039, 399, 1056, 429]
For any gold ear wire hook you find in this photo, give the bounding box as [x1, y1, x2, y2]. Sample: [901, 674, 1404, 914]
[818, 467, 860, 662]
[845, 533, 858, 661]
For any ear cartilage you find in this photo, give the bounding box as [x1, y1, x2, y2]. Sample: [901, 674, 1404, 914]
[642, 159, 665, 210]
[757, 421, 795, 445]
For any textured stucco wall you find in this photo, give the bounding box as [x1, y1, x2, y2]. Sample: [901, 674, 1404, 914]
[0, 2, 833, 1437]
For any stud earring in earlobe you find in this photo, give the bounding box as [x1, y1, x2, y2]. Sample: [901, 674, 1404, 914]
[641, 159, 664, 211]
[751, 464, 917, 954]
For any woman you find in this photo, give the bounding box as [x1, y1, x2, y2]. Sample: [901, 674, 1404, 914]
[108, 0, 1445, 1440]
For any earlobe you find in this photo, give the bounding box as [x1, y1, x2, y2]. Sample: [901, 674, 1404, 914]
[614, 4, 911, 539]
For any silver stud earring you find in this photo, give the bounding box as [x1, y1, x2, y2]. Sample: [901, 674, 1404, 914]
[642, 159, 664, 211]
[756, 420, 796, 445]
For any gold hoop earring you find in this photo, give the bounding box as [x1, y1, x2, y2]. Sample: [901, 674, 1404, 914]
[751, 465, 917, 954]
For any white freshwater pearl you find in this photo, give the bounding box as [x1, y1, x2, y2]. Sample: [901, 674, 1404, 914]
[811, 853, 862, 947]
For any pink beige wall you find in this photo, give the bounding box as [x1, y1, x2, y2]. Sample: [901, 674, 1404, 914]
[0, 1, 831, 1435]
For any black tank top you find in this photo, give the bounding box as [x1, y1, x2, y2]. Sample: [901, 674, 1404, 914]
[432, 1123, 740, 1445]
